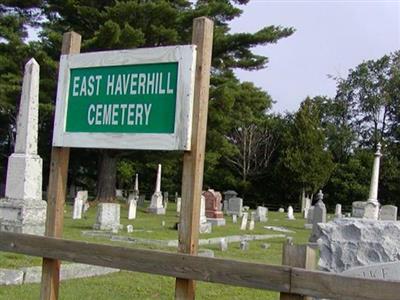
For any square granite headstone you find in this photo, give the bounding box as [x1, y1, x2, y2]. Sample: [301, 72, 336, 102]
[93, 203, 121, 231]
[379, 205, 398, 221]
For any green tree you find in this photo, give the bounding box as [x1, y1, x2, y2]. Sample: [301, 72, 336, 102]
[35, 0, 293, 201]
[281, 97, 334, 196]
[335, 52, 400, 148]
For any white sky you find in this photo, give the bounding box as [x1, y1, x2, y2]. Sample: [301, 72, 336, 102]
[229, 0, 400, 113]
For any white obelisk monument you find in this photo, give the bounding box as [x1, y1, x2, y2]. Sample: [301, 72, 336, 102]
[363, 143, 382, 220]
[148, 164, 165, 214]
[0, 59, 47, 235]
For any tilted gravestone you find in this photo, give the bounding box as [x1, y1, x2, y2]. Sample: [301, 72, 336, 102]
[248, 212, 255, 230]
[72, 191, 88, 220]
[0, 59, 47, 235]
[128, 198, 137, 220]
[240, 212, 248, 230]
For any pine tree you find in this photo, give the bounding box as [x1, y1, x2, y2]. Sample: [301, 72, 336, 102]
[282, 97, 334, 196]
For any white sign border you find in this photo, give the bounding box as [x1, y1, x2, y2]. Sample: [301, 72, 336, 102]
[53, 45, 197, 150]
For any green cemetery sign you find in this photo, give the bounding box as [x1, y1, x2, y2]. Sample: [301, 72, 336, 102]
[53, 46, 196, 150]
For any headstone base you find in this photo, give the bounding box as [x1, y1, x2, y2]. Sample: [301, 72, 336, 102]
[207, 218, 226, 226]
[147, 207, 166, 215]
[199, 222, 212, 234]
[0, 198, 46, 235]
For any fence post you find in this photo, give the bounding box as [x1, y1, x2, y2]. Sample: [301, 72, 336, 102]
[280, 238, 316, 300]
[40, 32, 81, 300]
[175, 16, 214, 300]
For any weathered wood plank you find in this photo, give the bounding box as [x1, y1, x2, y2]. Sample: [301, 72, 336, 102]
[0, 232, 290, 292]
[176, 16, 214, 300]
[291, 267, 400, 300]
[280, 239, 316, 300]
[1, 232, 399, 300]
[40, 31, 81, 300]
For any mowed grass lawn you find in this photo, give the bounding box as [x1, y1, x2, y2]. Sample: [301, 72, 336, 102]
[0, 201, 316, 299]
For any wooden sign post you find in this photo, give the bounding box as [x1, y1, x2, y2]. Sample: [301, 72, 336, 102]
[280, 238, 316, 300]
[40, 32, 81, 300]
[175, 17, 214, 300]
[39, 16, 212, 300]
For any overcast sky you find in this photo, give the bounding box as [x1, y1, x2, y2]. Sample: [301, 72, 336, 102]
[229, 0, 400, 113]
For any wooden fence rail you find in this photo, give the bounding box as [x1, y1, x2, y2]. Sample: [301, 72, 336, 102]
[1, 231, 398, 300]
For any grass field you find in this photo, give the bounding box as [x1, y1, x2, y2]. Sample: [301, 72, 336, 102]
[0, 201, 314, 299]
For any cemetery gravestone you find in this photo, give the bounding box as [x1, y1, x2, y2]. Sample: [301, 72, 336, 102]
[148, 164, 165, 215]
[176, 197, 181, 215]
[223, 190, 238, 214]
[219, 238, 228, 251]
[352, 201, 366, 218]
[240, 240, 249, 251]
[363, 144, 382, 220]
[248, 212, 255, 230]
[379, 205, 398, 221]
[126, 224, 133, 233]
[309, 190, 326, 242]
[72, 191, 88, 219]
[227, 196, 243, 217]
[278, 208, 284, 213]
[163, 191, 169, 210]
[203, 189, 225, 226]
[255, 206, 268, 222]
[232, 214, 237, 224]
[0, 59, 47, 235]
[133, 173, 139, 196]
[287, 206, 295, 220]
[240, 212, 248, 230]
[128, 198, 137, 220]
[199, 195, 212, 234]
[93, 203, 122, 231]
[116, 189, 123, 198]
[304, 206, 314, 229]
[303, 197, 311, 219]
[335, 203, 342, 219]
[138, 195, 145, 207]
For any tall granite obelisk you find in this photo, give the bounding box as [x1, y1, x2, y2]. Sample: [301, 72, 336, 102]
[148, 164, 165, 214]
[363, 143, 382, 220]
[0, 59, 47, 235]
